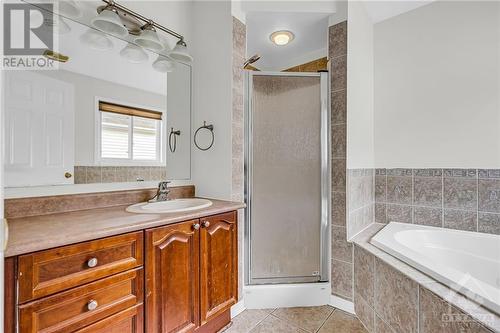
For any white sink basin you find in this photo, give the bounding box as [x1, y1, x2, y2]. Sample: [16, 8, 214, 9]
[126, 198, 213, 214]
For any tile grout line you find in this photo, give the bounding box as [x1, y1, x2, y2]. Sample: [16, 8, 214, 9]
[267, 313, 308, 333]
[315, 308, 337, 333]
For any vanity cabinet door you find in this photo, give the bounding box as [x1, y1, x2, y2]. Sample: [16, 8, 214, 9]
[199, 212, 238, 325]
[145, 220, 200, 333]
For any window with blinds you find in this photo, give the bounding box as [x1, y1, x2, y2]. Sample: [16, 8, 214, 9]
[98, 101, 163, 164]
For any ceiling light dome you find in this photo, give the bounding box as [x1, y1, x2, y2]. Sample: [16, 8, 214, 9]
[120, 43, 148, 63]
[91, 6, 128, 37]
[80, 28, 113, 50]
[270, 30, 294, 46]
[134, 23, 164, 52]
[152, 55, 176, 73]
[169, 39, 193, 63]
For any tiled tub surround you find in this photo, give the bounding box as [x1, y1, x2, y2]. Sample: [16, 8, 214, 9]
[375, 168, 500, 235]
[330, 20, 350, 301]
[74, 165, 167, 184]
[347, 169, 375, 239]
[352, 224, 499, 333]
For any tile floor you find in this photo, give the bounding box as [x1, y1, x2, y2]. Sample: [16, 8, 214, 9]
[220, 306, 367, 333]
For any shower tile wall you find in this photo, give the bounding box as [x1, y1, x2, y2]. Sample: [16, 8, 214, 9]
[375, 168, 500, 235]
[329, 20, 352, 300]
[232, 16, 245, 301]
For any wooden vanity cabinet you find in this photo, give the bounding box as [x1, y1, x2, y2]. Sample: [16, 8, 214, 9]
[146, 211, 238, 333]
[4, 210, 238, 333]
[199, 212, 238, 325]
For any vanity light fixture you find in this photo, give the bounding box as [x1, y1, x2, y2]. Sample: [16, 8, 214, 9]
[134, 21, 164, 52]
[152, 55, 176, 73]
[80, 28, 113, 50]
[91, 3, 128, 37]
[92, 0, 192, 61]
[120, 43, 148, 64]
[169, 39, 193, 63]
[270, 30, 294, 46]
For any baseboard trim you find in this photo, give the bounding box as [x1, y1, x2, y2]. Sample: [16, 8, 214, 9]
[329, 295, 355, 314]
[243, 283, 330, 309]
[230, 300, 246, 318]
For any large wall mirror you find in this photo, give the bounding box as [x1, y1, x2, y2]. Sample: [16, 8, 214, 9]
[3, 1, 192, 196]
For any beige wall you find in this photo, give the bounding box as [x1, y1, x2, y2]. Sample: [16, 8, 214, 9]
[374, 1, 500, 168]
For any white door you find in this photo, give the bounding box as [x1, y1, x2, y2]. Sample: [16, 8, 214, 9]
[4, 71, 74, 187]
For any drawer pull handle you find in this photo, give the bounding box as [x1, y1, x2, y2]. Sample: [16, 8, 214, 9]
[201, 221, 210, 228]
[87, 300, 98, 311]
[193, 223, 200, 230]
[87, 258, 98, 268]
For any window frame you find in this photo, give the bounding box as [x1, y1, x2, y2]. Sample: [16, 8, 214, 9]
[94, 97, 166, 166]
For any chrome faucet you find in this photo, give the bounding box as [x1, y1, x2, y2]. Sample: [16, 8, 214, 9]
[149, 181, 171, 202]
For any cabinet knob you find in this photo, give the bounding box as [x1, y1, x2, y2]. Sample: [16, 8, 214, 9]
[87, 300, 98, 311]
[202, 221, 210, 228]
[193, 223, 200, 230]
[87, 258, 98, 268]
[64, 172, 72, 179]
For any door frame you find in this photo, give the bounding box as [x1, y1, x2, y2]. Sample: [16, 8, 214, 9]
[244, 71, 331, 285]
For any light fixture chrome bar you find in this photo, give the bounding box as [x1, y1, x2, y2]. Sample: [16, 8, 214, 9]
[101, 0, 184, 41]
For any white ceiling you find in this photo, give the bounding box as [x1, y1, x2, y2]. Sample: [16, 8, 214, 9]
[363, 1, 434, 23]
[246, 12, 330, 71]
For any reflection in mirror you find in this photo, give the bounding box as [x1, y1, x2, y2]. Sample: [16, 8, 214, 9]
[3, 2, 192, 190]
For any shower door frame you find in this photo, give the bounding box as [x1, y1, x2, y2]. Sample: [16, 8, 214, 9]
[244, 71, 331, 285]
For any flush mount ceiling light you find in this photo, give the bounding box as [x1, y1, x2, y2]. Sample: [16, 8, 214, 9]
[91, 4, 128, 37]
[169, 39, 193, 63]
[80, 28, 113, 50]
[152, 55, 176, 73]
[120, 43, 148, 63]
[270, 30, 294, 46]
[134, 21, 164, 52]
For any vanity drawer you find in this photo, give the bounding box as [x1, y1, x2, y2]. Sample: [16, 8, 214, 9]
[18, 231, 143, 303]
[74, 304, 143, 333]
[19, 268, 143, 333]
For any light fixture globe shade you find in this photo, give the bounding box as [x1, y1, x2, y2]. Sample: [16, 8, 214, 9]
[91, 8, 128, 37]
[134, 28, 164, 52]
[169, 41, 193, 63]
[80, 28, 113, 50]
[58, 0, 82, 18]
[152, 56, 176, 73]
[120, 43, 149, 63]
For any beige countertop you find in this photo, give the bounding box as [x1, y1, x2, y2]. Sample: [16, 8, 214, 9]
[5, 198, 245, 257]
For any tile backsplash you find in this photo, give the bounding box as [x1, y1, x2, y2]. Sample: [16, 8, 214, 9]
[375, 168, 500, 235]
[74, 166, 167, 184]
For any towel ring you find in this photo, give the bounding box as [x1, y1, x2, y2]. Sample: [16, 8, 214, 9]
[169, 128, 181, 153]
[194, 121, 214, 151]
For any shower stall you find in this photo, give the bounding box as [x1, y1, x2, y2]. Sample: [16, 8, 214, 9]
[245, 71, 330, 285]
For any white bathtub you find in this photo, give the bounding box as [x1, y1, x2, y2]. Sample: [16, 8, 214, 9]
[371, 222, 500, 315]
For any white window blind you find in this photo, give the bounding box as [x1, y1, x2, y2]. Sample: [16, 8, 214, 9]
[99, 102, 162, 163]
[101, 112, 130, 159]
[133, 117, 158, 160]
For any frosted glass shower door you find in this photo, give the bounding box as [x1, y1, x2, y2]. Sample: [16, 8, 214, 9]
[247, 72, 329, 284]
